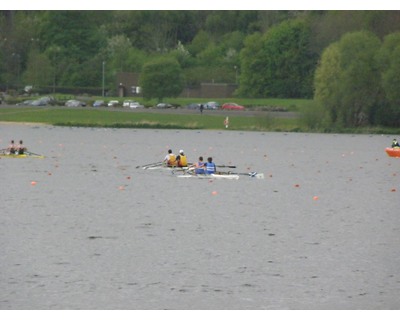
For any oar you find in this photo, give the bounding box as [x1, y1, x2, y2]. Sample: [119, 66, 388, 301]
[136, 161, 163, 169]
[171, 166, 193, 175]
[25, 151, 45, 158]
[229, 171, 264, 179]
[216, 164, 236, 168]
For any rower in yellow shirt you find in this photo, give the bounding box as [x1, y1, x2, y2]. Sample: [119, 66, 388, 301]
[163, 149, 177, 167]
[176, 149, 188, 167]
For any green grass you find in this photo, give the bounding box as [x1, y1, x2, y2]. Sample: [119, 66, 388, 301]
[1, 102, 399, 134]
[0, 106, 303, 132]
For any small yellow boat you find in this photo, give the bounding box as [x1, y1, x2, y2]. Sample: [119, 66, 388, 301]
[0, 152, 44, 159]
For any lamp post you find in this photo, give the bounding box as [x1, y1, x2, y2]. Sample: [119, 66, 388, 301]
[234, 65, 238, 84]
[102, 61, 105, 97]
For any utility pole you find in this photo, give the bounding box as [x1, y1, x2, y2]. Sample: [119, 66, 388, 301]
[102, 61, 105, 97]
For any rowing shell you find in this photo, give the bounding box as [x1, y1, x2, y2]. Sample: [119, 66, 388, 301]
[177, 173, 240, 180]
[0, 153, 44, 159]
[145, 165, 189, 171]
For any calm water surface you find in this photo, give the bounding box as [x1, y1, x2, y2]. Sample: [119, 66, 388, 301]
[1, 124, 399, 309]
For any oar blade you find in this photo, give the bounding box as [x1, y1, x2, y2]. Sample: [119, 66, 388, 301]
[137, 161, 163, 169]
[216, 164, 236, 168]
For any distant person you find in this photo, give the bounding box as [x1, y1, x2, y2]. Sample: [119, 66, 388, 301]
[163, 149, 177, 167]
[392, 138, 400, 148]
[205, 157, 216, 174]
[193, 156, 206, 174]
[199, 104, 204, 114]
[7, 140, 16, 154]
[176, 150, 188, 167]
[16, 140, 27, 154]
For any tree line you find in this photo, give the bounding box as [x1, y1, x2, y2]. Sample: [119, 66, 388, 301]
[0, 10, 400, 127]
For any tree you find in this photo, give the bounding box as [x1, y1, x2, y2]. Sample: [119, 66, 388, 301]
[139, 57, 184, 102]
[314, 42, 341, 124]
[38, 11, 106, 86]
[314, 31, 381, 127]
[22, 49, 52, 87]
[237, 32, 265, 97]
[376, 32, 400, 126]
[239, 19, 316, 98]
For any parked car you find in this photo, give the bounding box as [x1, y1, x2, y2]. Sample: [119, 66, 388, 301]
[156, 102, 173, 108]
[65, 100, 86, 107]
[19, 96, 55, 106]
[205, 101, 220, 109]
[129, 101, 144, 109]
[108, 100, 119, 107]
[221, 102, 245, 110]
[93, 100, 105, 107]
[122, 100, 134, 107]
[186, 103, 200, 109]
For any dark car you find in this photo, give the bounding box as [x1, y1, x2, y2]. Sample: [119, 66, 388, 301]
[186, 103, 200, 109]
[221, 102, 245, 110]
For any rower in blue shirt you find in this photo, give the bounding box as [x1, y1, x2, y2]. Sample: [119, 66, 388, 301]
[194, 156, 206, 174]
[205, 157, 216, 174]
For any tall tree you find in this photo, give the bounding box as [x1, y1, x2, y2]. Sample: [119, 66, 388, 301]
[139, 57, 184, 102]
[239, 19, 316, 98]
[314, 31, 381, 126]
[38, 11, 106, 86]
[376, 32, 400, 126]
[314, 42, 341, 124]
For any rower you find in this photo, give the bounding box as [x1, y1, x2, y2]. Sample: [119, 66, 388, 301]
[16, 140, 27, 155]
[194, 156, 206, 174]
[163, 149, 177, 167]
[205, 157, 216, 174]
[7, 140, 16, 154]
[176, 149, 188, 167]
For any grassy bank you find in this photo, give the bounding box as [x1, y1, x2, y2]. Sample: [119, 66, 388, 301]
[0, 106, 303, 131]
[1, 104, 399, 134]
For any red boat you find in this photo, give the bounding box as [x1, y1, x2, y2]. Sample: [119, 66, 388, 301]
[385, 147, 400, 158]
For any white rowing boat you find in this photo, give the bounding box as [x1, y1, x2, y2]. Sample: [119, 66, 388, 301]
[145, 165, 189, 171]
[174, 170, 264, 180]
[176, 173, 240, 180]
[136, 161, 263, 179]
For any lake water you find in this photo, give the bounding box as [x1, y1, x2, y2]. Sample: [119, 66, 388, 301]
[1, 123, 399, 310]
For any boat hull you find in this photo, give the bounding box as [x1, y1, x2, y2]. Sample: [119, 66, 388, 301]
[177, 173, 239, 180]
[385, 147, 400, 158]
[0, 153, 44, 159]
[146, 165, 188, 171]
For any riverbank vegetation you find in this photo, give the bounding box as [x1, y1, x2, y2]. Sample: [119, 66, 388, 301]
[1, 11, 400, 131]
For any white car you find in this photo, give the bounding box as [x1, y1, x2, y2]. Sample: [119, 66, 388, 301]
[108, 100, 119, 107]
[65, 99, 86, 107]
[129, 101, 144, 109]
[122, 100, 134, 107]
